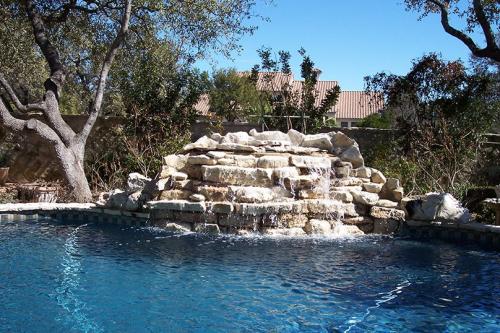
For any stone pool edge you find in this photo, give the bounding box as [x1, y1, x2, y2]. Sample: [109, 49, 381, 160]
[0, 203, 499, 250]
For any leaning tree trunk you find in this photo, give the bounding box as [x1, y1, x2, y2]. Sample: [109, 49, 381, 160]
[55, 144, 92, 202]
[0, 0, 132, 203]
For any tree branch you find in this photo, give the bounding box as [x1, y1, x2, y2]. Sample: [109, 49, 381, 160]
[24, 0, 65, 85]
[430, 0, 480, 53]
[429, 0, 500, 62]
[77, 0, 132, 142]
[0, 97, 62, 144]
[0, 73, 46, 112]
[472, 0, 497, 50]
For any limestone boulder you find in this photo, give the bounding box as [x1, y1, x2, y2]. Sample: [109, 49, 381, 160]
[172, 172, 188, 181]
[105, 189, 129, 209]
[127, 173, 151, 192]
[194, 223, 220, 234]
[301, 133, 333, 151]
[305, 199, 345, 215]
[331, 132, 356, 149]
[355, 167, 372, 179]
[340, 146, 364, 168]
[331, 221, 364, 236]
[287, 129, 305, 145]
[220, 132, 253, 145]
[280, 213, 309, 228]
[228, 186, 274, 203]
[405, 193, 470, 223]
[371, 169, 387, 184]
[209, 133, 223, 143]
[335, 165, 351, 178]
[385, 178, 400, 190]
[183, 136, 218, 151]
[206, 151, 226, 159]
[330, 190, 353, 203]
[362, 183, 383, 194]
[187, 155, 217, 165]
[343, 216, 374, 226]
[209, 202, 234, 214]
[201, 165, 273, 187]
[370, 206, 405, 221]
[257, 155, 289, 168]
[159, 189, 193, 200]
[290, 155, 331, 169]
[216, 143, 263, 153]
[189, 194, 206, 202]
[375, 199, 398, 208]
[304, 219, 332, 235]
[273, 167, 300, 180]
[271, 186, 294, 199]
[217, 158, 235, 165]
[164, 222, 192, 233]
[298, 189, 329, 199]
[122, 191, 140, 211]
[351, 191, 379, 206]
[392, 187, 404, 202]
[196, 186, 229, 201]
[250, 129, 291, 142]
[263, 227, 306, 237]
[233, 155, 257, 168]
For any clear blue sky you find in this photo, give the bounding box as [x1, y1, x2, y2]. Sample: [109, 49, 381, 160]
[195, 0, 476, 91]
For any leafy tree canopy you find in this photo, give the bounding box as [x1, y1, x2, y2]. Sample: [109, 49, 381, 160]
[208, 68, 261, 122]
[252, 47, 340, 133]
[365, 53, 499, 195]
[404, 0, 500, 62]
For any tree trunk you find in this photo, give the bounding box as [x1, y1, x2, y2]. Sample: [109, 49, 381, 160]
[55, 144, 92, 202]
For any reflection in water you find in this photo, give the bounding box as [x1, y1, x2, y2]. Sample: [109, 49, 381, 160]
[55, 223, 103, 333]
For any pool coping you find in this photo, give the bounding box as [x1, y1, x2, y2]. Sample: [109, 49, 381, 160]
[0, 203, 499, 249]
[0, 203, 150, 226]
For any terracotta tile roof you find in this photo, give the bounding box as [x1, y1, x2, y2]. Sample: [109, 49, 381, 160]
[194, 94, 210, 116]
[193, 72, 383, 120]
[332, 91, 384, 119]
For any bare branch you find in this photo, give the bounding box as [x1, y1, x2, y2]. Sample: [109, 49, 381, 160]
[78, 0, 132, 142]
[0, 72, 46, 112]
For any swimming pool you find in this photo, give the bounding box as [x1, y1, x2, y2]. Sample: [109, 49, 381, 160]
[0, 218, 498, 332]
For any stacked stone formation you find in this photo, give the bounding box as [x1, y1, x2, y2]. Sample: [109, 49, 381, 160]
[146, 129, 406, 235]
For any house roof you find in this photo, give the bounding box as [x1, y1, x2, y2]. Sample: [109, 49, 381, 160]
[332, 91, 384, 119]
[194, 72, 383, 119]
[193, 94, 210, 116]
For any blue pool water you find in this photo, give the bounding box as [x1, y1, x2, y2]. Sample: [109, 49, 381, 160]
[0, 219, 498, 333]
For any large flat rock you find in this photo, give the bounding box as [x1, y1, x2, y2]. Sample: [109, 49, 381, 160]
[147, 200, 206, 212]
[201, 165, 273, 187]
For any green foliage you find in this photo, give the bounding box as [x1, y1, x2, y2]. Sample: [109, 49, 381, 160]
[365, 54, 499, 197]
[253, 47, 340, 133]
[356, 112, 392, 129]
[208, 69, 261, 122]
[0, 0, 262, 116]
[85, 39, 210, 191]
